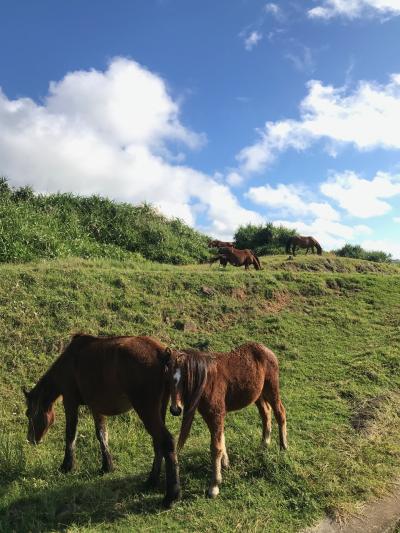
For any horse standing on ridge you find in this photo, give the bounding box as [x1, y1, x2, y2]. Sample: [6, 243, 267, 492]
[164, 342, 287, 498]
[23, 334, 181, 508]
[208, 239, 234, 249]
[286, 236, 322, 256]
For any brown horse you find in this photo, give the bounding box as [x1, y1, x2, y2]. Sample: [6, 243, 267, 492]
[23, 334, 180, 508]
[286, 236, 322, 256]
[210, 247, 262, 270]
[208, 239, 234, 249]
[164, 342, 287, 498]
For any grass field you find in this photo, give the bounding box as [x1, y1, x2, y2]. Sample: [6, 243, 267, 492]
[1, 254, 400, 532]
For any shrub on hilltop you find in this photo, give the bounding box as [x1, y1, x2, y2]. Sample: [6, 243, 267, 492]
[334, 244, 392, 263]
[234, 223, 297, 255]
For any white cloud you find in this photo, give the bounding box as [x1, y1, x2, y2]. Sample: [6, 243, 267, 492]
[226, 171, 244, 186]
[285, 46, 315, 73]
[237, 74, 400, 174]
[274, 217, 372, 251]
[265, 3, 284, 19]
[308, 0, 400, 20]
[246, 183, 340, 220]
[0, 57, 262, 240]
[394, 216, 400, 223]
[360, 239, 400, 259]
[244, 31, 263, 51]
[321, 170, 400, 217]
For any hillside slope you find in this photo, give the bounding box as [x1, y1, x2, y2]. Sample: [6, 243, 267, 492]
[1, 255, 399, 532]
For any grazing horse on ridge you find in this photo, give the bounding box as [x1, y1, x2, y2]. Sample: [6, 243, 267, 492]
[23, 334, 181, 508]
[210, 247, 262, 270]
[286, 236, 322, 256]
[208, 240, 234, 249]
[164, 342, 287, 498]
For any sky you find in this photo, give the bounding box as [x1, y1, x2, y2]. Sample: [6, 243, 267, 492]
[0, 0, 400, 256]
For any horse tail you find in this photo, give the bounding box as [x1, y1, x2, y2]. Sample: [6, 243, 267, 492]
[178, 353, 214, 450]
[285, 238, 292, 254]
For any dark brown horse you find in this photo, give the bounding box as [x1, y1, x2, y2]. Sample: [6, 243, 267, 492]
[164, 342, 287, 498]
[208, 239, 234, 249]
[210, 247, 262, 270]
[23, 334, 180, 508]
[286, 236, 322, 256]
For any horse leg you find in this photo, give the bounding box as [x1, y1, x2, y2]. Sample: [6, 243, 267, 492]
[221, 431, 229, 469]
[209, 255, 220, 267]
[263, 388, 288, 450]
[147, 390, 169, 487]
[135, 405, 180, 508]
[256, 398, 272, 446]
[305, 246, 309, 255]
[60, 400, 79, 472]
[203, 412, 225, 498]
[92, 411, 114, 473]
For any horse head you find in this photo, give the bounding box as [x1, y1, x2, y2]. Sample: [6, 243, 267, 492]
[23, 387, 55, 445]
[162, 347, 214, 449]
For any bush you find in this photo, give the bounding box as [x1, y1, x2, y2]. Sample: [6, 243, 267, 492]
[334, 244, 392, 263]
[234, 223, 297, 255]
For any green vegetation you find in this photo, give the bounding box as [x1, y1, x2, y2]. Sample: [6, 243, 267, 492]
[234, 223, 297, 255]
[334, 243, 392, 263]
[0, 178, 209, 265]
[1, 254, 399, 532]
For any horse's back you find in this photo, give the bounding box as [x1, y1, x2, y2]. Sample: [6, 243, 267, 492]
[66, 335, 166, 415]
[213, 343, 277, 411]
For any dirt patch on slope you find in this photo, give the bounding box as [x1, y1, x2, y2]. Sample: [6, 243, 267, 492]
[304, 483, 400, 533]
[261, 291, 290, 313]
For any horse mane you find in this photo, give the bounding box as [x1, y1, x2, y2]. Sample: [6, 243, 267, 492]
[177, 350, 215, 450]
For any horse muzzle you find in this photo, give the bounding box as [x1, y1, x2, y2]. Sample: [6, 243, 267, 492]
[170, 405, 182, 417]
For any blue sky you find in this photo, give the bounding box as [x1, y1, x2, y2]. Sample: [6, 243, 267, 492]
[1, 0, 400, 255]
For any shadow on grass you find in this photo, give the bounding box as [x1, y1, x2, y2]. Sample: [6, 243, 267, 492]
[1, 473, 170, 533]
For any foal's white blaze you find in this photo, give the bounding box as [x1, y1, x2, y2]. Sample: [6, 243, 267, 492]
[173, 369, 181, 386]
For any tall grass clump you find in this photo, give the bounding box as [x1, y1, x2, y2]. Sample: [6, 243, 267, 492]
[234, 223, 297, 255]
[0, 179, 210, 264]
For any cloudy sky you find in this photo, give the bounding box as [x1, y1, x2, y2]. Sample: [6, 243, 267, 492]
[1, 0, 400, 256]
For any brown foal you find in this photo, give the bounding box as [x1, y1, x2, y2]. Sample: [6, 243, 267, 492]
[164, 342, 287, 498]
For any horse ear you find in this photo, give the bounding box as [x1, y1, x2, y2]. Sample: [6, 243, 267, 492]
[160, 347, 172, 365]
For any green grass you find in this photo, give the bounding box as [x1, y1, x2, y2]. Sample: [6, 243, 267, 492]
[0, 189, 210, 264]
[1, 254, 400, 532]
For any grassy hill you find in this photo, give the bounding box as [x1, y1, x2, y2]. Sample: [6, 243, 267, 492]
[1, 254, 400, 532]
[0, 185, 210, 264]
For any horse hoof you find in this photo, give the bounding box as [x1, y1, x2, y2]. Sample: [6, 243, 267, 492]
[145, 475, 159, 489]
[162, 497, 174, 509]
[162, 490, 180, 509]
[100, 463, 114, 475]
[207, 486, 220, 498]
[60, 460, 75, 473]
